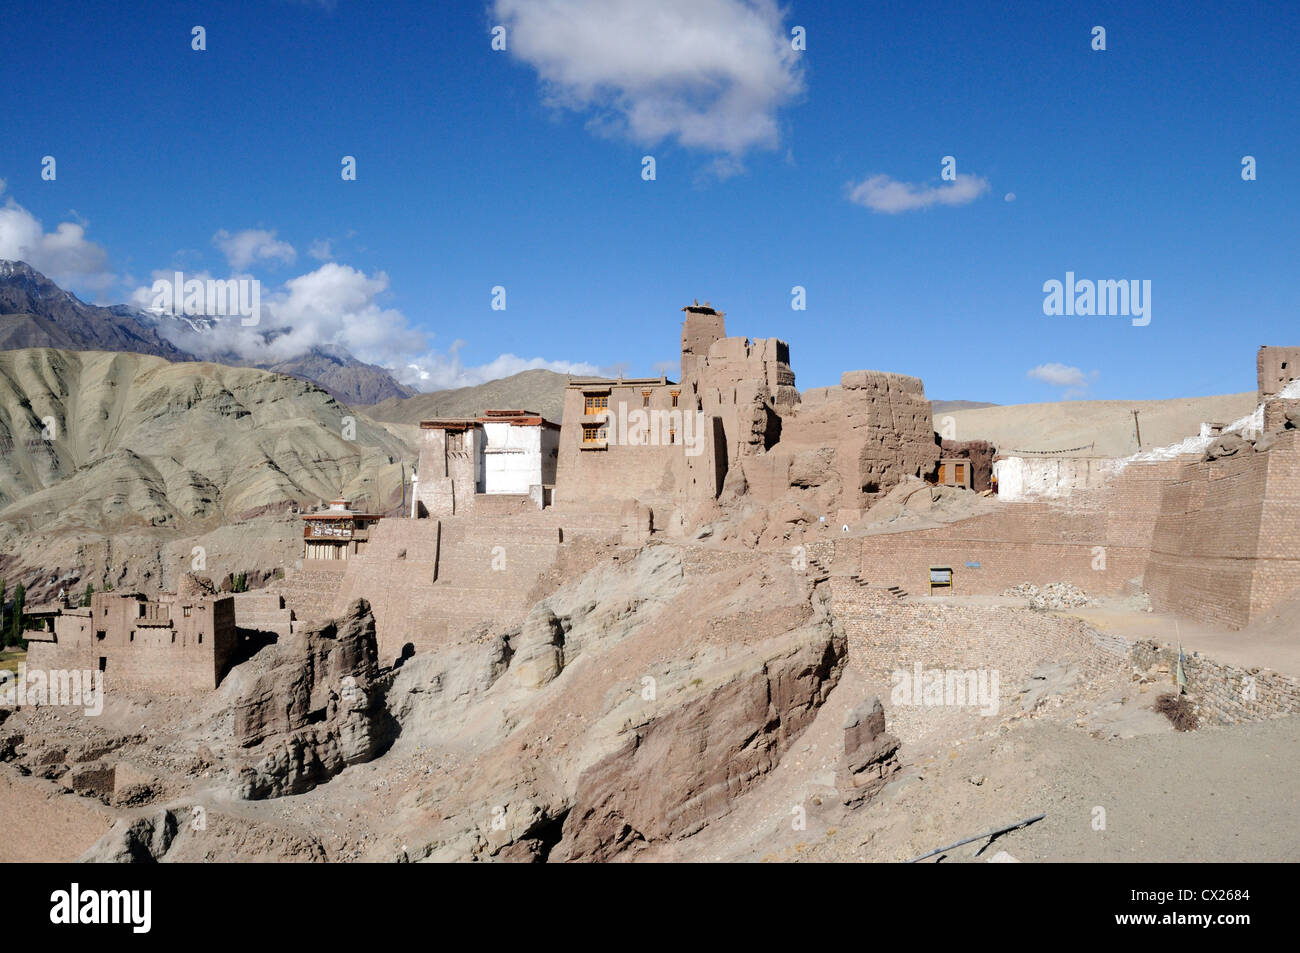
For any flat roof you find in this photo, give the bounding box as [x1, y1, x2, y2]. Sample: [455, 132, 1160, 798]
[566, 377, 677, 388]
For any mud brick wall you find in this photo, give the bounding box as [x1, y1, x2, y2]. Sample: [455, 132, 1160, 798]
[1262, 396, 1300, 431]
[275, 513, 623, 664]
[850, 503, 1145, 598]
[1130, 640, 1300, 725]
[1256, 345, 1300, 399]
[847, 455, 1270, 613]
[1144, 430, 1300, 628]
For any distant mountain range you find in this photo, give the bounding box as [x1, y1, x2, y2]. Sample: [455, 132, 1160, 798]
[0, 260, 413, 405]
[361, 368, 569, 424]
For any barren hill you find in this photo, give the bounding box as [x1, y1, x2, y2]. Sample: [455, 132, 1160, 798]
[941, 392, 1258, 457]
[0, 348, 418, 599]
[0, 348, 413, 533]
[361, 368, 569, 424]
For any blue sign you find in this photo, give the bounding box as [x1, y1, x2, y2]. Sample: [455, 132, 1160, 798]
[966, 561, 981, 568]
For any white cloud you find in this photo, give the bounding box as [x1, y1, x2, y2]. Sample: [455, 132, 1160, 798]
[308, 239, 334, 261]
[400, 345, 600, 390]
[1027, 363, 1098, 399]
[213, 228, 296, 270]
[493, 0, 803, 158]
[134, 261, 597, 392]
[0, 183, 114, 293]
[846, 173, 990, 214]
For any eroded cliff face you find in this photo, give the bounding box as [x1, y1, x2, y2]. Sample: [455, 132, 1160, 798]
[550, 625, 845, 861]
[220, 598, 395, 799]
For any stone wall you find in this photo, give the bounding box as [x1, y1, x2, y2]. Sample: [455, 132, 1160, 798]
[851, 459, 1176, 598]
[1130, 640, 1300, 725]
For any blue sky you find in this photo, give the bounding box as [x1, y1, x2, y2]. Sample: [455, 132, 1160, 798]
[1, 0, 1296, 401]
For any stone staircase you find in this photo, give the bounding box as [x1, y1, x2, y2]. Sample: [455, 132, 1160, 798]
[845, 572, 908, 600]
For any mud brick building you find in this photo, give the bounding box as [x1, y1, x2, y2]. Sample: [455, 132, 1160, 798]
[24, 580, 238, 692]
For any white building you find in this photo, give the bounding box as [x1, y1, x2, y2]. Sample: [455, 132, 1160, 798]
[414, 410, 559, 516]
[476, 410, 561, 495]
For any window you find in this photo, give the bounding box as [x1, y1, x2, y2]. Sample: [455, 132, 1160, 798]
[581, 424, 608, 444]
[129, 631, 134, 642]
[96, 630, 106, 642]
[447, 430, 466, 452]
[183, 606, 192, 618]
[642, 391, 651, 407]
[670, 391, 679, 408]
[669, 428, 676, 444]
[584, 394, 609, 414]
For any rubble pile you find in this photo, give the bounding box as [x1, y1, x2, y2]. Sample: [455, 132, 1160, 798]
[1003, 582, 1097, 610]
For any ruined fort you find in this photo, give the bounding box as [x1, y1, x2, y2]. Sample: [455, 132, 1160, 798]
[6, 303, 1300, 865]
[242, 305, 1300, 668]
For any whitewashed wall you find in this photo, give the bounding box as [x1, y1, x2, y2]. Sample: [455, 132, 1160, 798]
[479, 421, 544, 494]
[993, 456, 1124, 501]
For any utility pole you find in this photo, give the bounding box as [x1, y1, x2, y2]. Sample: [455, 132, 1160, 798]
[1132, 409, 1142, 448]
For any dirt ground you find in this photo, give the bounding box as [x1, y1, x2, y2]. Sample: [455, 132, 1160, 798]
[0, 766, 117, 862]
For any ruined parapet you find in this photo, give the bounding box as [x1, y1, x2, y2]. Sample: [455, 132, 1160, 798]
[680, 302, 727, 382]
[795, 371, 938, 496]
[687, 335, 799, 468]
[1257, 345, 1300, 401]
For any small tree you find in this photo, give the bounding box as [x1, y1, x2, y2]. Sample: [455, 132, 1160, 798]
[9, 583, 24, 647]
[81, 582, 94, 607]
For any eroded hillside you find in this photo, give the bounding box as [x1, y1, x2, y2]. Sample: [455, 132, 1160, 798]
[0, 348, 415, 598]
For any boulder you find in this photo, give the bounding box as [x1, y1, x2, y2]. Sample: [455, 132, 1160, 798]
[81, 809, 177, 863]
[1204, 433, 1250, 460]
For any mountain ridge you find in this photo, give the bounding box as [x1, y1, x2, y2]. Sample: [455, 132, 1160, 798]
[0, 260, 414, 405]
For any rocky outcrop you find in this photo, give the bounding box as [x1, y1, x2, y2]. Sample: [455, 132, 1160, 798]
[551, 624, 846, 862]
[838, 697, 901, 806]
[220, 599, 395, 799]
[511, 607, 566, 689]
